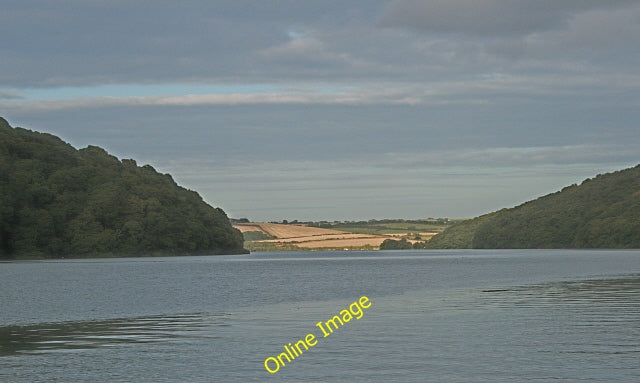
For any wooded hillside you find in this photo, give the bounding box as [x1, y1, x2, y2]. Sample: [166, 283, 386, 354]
[428, 165, 640, 249]
[0, 117, 246, 258]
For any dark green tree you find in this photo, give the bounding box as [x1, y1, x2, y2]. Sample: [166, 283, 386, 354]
[0, 117, 246, 258]
[380, 238, 413, 250]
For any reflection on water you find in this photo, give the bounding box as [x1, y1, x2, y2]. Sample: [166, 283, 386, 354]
[478, 275, 640, 360]
[0, 313, 229, 356]
[481, 275, 640, 311]
[363, 274, 640, 382]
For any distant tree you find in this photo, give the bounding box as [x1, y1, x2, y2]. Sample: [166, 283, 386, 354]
[380, 238, 412, 250]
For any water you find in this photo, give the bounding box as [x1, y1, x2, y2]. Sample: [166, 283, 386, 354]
[1, 250, 639, 382]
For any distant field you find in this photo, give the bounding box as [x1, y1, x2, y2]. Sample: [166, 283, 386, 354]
[234, 222, 392, 250]
[296, 237, 390, 249]
[234, 220, 451, 251]
[234, 222, 345, 238]
[259, 233, 379, 243]
[317, 219, 454, 235]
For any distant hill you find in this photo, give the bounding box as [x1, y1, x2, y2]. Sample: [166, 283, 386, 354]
[427, 165, 640, 249]
[0, 117, 246, 258]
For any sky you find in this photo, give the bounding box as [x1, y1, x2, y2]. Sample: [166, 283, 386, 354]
[1, 0, 639, 222]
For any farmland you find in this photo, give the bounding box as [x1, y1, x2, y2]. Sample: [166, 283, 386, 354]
[234, 219, 455, 251]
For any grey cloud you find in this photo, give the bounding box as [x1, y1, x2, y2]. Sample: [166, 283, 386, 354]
[148, 149, 636, 221]
[1, 1, 269, 86]
[0, 87, 425, 114]
[378, 0, 636, 37]
[0, 91, 23, 100]
[2, 0, 639, 90]
[375, 0, 640, 76]
[381, 144, 640, 169]
[8, 95, 638, 168]
[259, 34, 363, 75]
[534, 4, 640, 68]
[5, 71, 637, 116]
[2, 0, 639, 220]
[0, 0, 385, 87]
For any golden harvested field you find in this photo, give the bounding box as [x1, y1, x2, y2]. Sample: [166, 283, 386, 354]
[233, 224, 271, 234]
[234, 222, 345, 238]
[233, 222, 395, 249]
[257, 223, 344, 238]
[259, 233, 382, 243]
[296, 237, 391, 249]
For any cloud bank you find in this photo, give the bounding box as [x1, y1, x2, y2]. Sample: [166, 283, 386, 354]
[2, 1, 639, 220]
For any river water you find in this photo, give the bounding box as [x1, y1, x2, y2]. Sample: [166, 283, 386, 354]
[1, 250, 639, 382]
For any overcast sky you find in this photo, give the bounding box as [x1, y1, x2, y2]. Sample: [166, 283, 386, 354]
[2, 1, 639, 221]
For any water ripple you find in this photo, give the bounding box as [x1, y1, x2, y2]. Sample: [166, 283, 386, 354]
[0, 313, 230, 356]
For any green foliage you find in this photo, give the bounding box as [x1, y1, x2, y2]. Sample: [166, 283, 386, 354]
[427, 165, 640, 249]
[424, 212, 497, 249]
[0, 117, 246, 258]
[380, 238, 413, 250]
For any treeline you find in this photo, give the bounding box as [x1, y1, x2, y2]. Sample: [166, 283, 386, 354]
[0, 117, 246, 258]
[427, 165, 640, 249]
[309, 218, 451, 229]
[379, 238, 413, 250]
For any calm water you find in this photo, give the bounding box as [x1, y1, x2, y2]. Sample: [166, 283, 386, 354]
[1, 250, 639, 382]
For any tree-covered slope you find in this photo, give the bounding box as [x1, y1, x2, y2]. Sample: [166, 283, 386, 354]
[0, 117, 246, 258]
[424, 212, 496, 249]
[428, 165, 640, 249]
